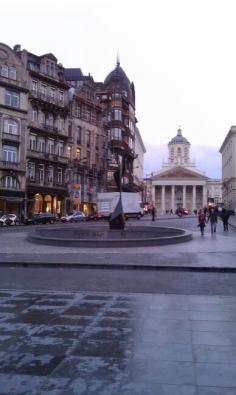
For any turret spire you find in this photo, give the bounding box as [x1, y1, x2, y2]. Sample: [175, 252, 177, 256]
[116, 52, 120, 67]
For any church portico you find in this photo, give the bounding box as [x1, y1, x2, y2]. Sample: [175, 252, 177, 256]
[149, 128, 221, 214]
[153, 183, 207, 214]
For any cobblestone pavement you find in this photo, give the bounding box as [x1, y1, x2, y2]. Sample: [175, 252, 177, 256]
[2, 289, 236, 394]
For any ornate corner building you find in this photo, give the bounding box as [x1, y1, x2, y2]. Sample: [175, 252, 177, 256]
[95, 59, 140, 192]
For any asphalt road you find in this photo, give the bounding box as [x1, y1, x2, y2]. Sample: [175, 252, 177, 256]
[1, 266, 236, 295]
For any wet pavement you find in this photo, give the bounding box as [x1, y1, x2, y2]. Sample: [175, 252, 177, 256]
[2, 289, 236, 394]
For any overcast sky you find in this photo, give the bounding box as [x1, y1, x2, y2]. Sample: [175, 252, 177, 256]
[1, 0, 236, 178]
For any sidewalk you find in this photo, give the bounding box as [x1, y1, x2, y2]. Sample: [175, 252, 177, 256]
[0, 224, 236, 271]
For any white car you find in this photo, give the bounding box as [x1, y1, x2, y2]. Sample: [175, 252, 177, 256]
[61, 211, 86, 223]
[0, 214, 19, 226]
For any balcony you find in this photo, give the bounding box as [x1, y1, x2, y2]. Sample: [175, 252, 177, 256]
[0, 75, 28, 91]
[0, 161, 26, 172]
[2, 132, 21, 143]
[29, 90, 68, 109]
[27, 176, 67, 190]
[27, 149, 68, 164]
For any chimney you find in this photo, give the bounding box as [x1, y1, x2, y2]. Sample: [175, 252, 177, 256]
[13, 44, 21, 52]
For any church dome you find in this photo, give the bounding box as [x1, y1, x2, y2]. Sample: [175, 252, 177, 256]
[169, 128, 190, 145]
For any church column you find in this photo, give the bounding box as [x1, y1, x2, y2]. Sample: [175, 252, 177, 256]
[151, 185, 155, 207]
[202, 185, 207, 207]
[183, 185, 186, 208]
[192, 185, 196, 212]
[161, 185, 165, 213]
[171, 185, 175, 211]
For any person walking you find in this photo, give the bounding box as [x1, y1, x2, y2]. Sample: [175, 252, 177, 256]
[198, 209, 207, 236]
[221, 208, 229, 231]
[151, 206, 156, 221]
[208, 207, 218, 233]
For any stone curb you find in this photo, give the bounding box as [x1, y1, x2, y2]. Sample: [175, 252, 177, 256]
[1, 260, 236, 273]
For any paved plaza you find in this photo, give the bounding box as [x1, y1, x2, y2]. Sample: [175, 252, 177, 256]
[0, 215, 236, 394]
[2, 290, 236, 394]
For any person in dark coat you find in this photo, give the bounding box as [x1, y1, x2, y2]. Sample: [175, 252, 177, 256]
[151, 206, 156, 221]
[198, 209, 207, 236]
[221, 208, 229, 231]
[208, 207, 218, 233]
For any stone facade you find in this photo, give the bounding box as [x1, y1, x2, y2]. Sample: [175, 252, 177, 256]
[220, 126, 236, 210]
[0, 43, 28, 218]
[150, 128, 222, 214]
[0, 42, 145, 218]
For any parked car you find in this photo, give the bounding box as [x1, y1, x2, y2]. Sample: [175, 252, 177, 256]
[176, 208, 189, 217]
[0, 214, 19, 226]
[61, 212, 86, 223]
[25, 213, 57, 225]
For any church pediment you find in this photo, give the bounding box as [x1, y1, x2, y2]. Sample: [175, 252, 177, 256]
[154, 166, 207, 180]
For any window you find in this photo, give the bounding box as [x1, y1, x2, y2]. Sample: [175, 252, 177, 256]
[77, 126, 81, 144]
[59, 91, 64, 104]
[5, 90, 19, 108]
[4, 119, 18, 135]
[48, 139, 54, 154]
[1, 64, 8, 77]
[57, 168, 62, 184]
[74, 105, 81, 118]
[9, 67, 16, 80]
[38, 139, 45, 153]
[76, 148, 81, 160]
[112, 109, 122, 121]
[32, 108, 38, 122]
[3, 145, 17, 162]
[47, 166, 53, 182]
[28, 162, 35, 180]
[41, 84, 47, 96]
[86, 130, 91, 147]
[95, 134, 99, 149]
[32, 81, 37, 92]
[49, 88, 55, 101]
[39, 165, 44, 182]
[2, 176, 17, 189]
[67, 145, 72, 160]
[57, 142, 64, 156]
[109, 128, 122, 141]
[58, 116, 64, 131]
[45, 113, 54, 128]
[87, 151, 90, 166]
[29, 134, 37, 151]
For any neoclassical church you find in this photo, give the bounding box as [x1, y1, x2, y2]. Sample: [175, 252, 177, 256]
[150, 128, 222, 214]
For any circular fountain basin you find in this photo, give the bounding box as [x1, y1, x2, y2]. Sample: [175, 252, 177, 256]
[28, 225, 192, 248]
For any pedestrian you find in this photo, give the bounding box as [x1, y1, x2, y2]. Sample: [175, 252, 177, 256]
[151, 206, 156, 221]
[198, 209, 207, 236]
[208, 207, 218, 233]
[221, 208, 229, 231]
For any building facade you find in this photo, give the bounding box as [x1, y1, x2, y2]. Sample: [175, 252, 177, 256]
[220, 126, 236, 210]
[95, 60, 140, 192]
[16, 47, 70, 217]
[0, 42, 145, 218]
[0, 43, 28, 218]
[150, 128, 222, 214]
[65, 69, 106, 215]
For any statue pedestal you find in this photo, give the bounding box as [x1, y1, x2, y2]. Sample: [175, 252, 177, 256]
[109, 197, 125, 230]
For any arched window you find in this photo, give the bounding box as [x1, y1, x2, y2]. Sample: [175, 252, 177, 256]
[177, 147, 182, 154]
[4, 119, 18, 135]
